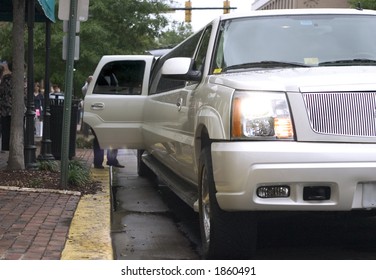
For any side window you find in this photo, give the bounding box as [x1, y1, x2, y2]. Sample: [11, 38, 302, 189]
[93, 60, 145, 95]
[212, 21, 227, 74]
[150, 30, 204, 95]
[194, 26, 212, 73]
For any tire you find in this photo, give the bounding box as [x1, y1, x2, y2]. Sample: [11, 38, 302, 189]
[198, 146, 258, 259]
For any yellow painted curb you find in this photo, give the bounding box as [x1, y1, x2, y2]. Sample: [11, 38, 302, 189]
[61, 168, 113, 260]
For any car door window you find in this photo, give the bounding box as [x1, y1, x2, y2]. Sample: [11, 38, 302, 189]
[93, 60, 146, 95]
[150, 30, 204, 95]
[194, 26, 212, 73]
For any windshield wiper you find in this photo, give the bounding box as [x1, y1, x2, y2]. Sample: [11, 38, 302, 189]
[319, 59, 376, 66]
[224, 61, 311, 71]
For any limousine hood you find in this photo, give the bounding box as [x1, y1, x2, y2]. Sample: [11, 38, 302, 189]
[210, 66, 376, 93]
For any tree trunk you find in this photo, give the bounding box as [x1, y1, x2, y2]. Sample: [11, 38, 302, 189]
[8, 0, 25, 170]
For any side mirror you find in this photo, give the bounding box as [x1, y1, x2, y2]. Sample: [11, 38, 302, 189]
[162, 57, 202, 82]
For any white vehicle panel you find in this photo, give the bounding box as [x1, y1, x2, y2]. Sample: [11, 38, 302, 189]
[83, 55, 154, 149]
[211, 141, 376, 211]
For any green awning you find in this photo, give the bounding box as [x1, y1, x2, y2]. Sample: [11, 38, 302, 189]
[37, 0, 55, 22]
[0, 0, 56, 22]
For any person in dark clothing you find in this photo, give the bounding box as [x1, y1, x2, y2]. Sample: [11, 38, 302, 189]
[92, 133, 124, 169]
[33, 82, 44, 136]
[33, 82, 44, 117]
[0, 61, 12, 151]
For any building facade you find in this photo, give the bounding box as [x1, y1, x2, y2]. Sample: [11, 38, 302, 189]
[252, 0, 350, 10]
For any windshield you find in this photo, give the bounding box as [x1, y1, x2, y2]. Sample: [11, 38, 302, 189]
[213, 14, 376, 73]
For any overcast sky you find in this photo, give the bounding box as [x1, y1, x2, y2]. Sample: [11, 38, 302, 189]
[167, 0, 255, 31]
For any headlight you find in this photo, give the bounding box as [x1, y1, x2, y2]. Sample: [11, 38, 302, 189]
[231, 91, 294, 140]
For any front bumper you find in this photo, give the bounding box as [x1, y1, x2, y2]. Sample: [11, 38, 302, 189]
[211, 141, 376, 211]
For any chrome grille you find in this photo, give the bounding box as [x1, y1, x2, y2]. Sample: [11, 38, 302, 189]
[302, 92, 376, 137]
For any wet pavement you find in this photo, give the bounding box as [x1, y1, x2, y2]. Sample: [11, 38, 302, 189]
[111, 149, 200, 260]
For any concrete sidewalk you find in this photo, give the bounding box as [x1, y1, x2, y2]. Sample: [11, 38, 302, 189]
[0, 146, 113, 260]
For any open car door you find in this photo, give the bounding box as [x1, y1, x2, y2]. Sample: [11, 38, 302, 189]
[83, 55, 154, 149]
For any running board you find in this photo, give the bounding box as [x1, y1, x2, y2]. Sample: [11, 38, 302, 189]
[142, 154, 199, 212]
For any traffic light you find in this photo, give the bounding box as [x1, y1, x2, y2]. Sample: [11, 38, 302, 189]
[223, 0, 230, 14]
[185, 1, 192, 22]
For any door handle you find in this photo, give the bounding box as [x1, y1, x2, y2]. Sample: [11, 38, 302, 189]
[176, 98, 183, 111]
[91, 103, 105, 110]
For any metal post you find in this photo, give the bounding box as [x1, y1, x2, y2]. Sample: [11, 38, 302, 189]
[60, 0, 78, 187]
[24, 0, 38, 169]
[38, 20, 54, 161]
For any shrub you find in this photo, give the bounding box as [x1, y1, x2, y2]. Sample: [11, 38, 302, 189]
[38, 160, 60, 172]
[38, 159, 94, 188]
[68, 159, 92, 187]
[76, 136, 93, 149]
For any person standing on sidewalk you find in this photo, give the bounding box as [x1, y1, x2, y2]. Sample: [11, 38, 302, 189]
[82, 75, 124, 169]
[33, 82, 44, 136]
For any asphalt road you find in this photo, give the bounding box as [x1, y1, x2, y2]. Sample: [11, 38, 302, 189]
[111, 150, 376, 260]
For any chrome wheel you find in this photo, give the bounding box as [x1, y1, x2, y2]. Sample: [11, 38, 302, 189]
[201, 164, 211, 249]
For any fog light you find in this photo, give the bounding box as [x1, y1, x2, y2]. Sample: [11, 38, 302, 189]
[303, 186, 330, 201]
[257, 185, 290, 198]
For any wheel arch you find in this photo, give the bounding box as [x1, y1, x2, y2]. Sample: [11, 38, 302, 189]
[194, 124, 210, 172]
[194, 107, 226, 169]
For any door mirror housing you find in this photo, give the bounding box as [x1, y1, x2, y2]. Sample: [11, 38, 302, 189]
[162, 57, 202, 82]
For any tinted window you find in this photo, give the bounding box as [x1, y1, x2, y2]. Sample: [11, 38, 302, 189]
[194, 26, 211, 73]
[93, 60, 145, 95]
[150, 30, 203, 94]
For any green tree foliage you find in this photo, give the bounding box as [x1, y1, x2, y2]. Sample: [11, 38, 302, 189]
[71, 0, 171, 96]
[157, 20, 193, 48]
[349, 0, 376, 9]
[0, 23, 12, 61]
[1, 0, 193, 99]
